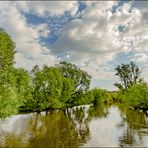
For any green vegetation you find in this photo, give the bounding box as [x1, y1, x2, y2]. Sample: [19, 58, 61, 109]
[0, 29, 148, 118]
[0, 28, 26, 117]
[0, 28, 16, 70]
[0, 29, 92, 117]
[114, 61, 143, 90]
[115, 62, 148, 110]
[86, 89, 116, 106]
[117, 82, 148, 110]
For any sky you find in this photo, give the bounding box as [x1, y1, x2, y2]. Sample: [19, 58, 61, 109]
[0, 1, 148, 90]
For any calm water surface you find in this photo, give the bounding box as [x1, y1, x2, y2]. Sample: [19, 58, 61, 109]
[0, 104, 148, 147]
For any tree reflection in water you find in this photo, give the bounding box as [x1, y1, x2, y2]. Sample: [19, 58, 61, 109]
[0, 106, 91, 147]
[27, 109, 90, 147]
[87, 104, 110, 121]
[117, 104, 148, 147]
[0, 104, 148, 147]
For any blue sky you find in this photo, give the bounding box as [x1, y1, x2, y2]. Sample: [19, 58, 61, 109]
[0, 1, 148, 90]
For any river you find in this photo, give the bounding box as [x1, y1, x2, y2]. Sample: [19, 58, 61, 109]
[0, 104, 148, 147]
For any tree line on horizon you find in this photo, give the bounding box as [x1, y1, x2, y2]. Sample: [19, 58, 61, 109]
[0, 28, 148, 118]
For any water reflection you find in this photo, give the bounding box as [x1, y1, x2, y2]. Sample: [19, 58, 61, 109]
[28, 110, 90, 147]
[0, 104, 148, 147]
[117, 104, 148, 147]
[87, 104, 110, 121]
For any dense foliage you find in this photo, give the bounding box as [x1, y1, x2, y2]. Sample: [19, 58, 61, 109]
[22, 65, 76, 111]
[57, 62, 91, 103]
[115, 62, 148, 110]
[0, 29, 148, 118]
[0, 29, 92, 117]
[114, 62, 143, 90]
[117, 83, 148, 109]
[0, 28, 16, 70]
[0, 29, 24, 117]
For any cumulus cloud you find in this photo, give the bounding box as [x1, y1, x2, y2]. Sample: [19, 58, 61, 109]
[0, 1, 147, 88]
[52, 1, 119, 72]
[132, 52, 148, 62]
[51, 1, 148, 83]
[53, 1, 148, 54]
[16, 1, 78, 16]
[0, 1, 58, 70]
[0, 1, 81, 70]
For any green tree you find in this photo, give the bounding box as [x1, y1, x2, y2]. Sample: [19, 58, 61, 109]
[0, 28, 16, 70]
[0, 68, 18, 117]
[27, 65, 75, 111]
[118, 82, 148, 109]
[32, 66, 63, 110]
[57, 61, 91, 104]
[0, 67, 32, 117]
[114, 62, 142, 90]
[0, 29, 32, 117]
[14, 68, 33, 112]
[0, 29, 18, 117]
[92, 88, 109, 105]
[60, 77, 74, 104]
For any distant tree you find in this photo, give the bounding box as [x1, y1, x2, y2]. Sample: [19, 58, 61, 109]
[31, 65, 40, 76]
[130, 62, 141, 84]
[114, 62, 142, 90]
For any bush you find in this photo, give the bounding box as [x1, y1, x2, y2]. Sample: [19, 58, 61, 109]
[118, 83, 148, 109]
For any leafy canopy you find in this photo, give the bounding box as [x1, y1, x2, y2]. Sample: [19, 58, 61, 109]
[114, 62, 142, 90]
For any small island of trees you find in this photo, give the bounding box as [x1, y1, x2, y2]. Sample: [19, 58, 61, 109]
[0, 28, 148, 118]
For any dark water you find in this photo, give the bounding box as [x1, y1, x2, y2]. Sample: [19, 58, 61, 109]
[0, 104, 148, 147]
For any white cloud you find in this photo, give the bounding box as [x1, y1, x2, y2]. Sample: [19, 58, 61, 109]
[15, 52, 56, 70]
[132, 52, 148, 62]
[142, 65, 148, 82]
[0, 1, 148, 89]
[0, 1, 57, 70]
[35, 24, 50, 38]
[16, 1, 78, 16]
[52, 1, 119, 69]
[51, 1, 148, 84]
[0, 1, 81, 71]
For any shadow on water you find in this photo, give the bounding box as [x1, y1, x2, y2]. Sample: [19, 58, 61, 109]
[0, 104, 148, 147]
